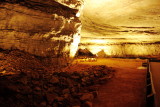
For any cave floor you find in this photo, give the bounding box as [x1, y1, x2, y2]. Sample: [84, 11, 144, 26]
[74, 58, 147, 107]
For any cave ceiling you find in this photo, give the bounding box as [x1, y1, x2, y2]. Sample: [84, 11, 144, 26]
[80, 0, 160, 45]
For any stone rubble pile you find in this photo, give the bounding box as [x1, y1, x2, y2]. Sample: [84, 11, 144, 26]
[0, 50, 115, 107]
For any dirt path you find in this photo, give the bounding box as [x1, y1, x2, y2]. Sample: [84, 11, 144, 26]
[74, 58, 147, 107]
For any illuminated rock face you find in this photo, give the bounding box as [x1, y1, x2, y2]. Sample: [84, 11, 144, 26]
[84, 43, 160, 57]
[0, 0, 83, 60]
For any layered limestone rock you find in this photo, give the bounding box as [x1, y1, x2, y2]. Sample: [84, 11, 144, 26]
[85, 43, 160, 57]
[0, 0, 83, 61]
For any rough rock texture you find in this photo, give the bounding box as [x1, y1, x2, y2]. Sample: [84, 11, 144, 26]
[0, 50, 115, 107]
[81, 43, 160, 58]
[0, 0, 83, 62]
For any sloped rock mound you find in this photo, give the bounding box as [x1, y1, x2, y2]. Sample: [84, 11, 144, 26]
[77, 48, 96, 58]
[97, 49, 107, 58]
[0, 49, 115, 107]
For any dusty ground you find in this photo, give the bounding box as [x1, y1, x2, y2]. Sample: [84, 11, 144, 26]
[74, 58, 147, 107]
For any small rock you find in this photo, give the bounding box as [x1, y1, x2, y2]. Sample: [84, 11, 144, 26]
[56, 97, 64, 102]
[0, 70, 6, 74]
[16, 94, 23, 99]
[83, 101, 92, 107]
[80, 93, 94, 101]
[43, 85, 48, 89]
[34, 87, 41, 91]
[89, 74, 94, 78]
[92, 91, 98, 98]
[71, 98, 81, 107]
[66, 78, 74, 87]
[47, 87, 56, 93]
[62, 88, 70, 94]
[99, 76, 109, 84]
[7, 85, 20, 92]
[20, 86, 32, 94]
[31, 72, 39, 79]
[32, 81, 40, 85]
[83, 72, 89, 76]
[101, 70, 108, 75]
[0, 53, 4, 58]
[71, 87, 77, 93]
[20, 77, 28, 85]
[52, 103, 58, 107]
[71, 76, 79, 79]
[40, 101, 47, 107]
[50, 77, 59, 84]
[63, 93, 70, 99]
[46, 93, 57, 104]
[87, 86, 97, 92]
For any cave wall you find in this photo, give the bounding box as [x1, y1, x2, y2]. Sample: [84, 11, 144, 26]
[86, 43, 160, 57]
[0, 0, 83, 60]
